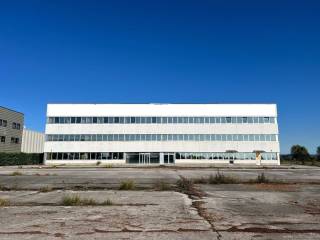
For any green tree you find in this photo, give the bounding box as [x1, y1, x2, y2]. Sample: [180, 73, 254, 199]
[317, 146, 320, 161]
[290, 145, 310, 164]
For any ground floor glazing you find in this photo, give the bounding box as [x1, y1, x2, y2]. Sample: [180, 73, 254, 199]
[45, 151, 278, 164]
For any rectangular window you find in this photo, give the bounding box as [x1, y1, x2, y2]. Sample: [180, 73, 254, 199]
[247, 117, 253, 123]
[114, 117, 119, 123]
[168, 117, 173, 123]
[76, 117, 81, 123]
[97, 117, 104, 124]
[71, 117, 76, 123]
[3, 120, 7, 127]
[135, 117, 141, 123]
[226, 117, 231, 123]
[104, 117, 108, 123]
[12, 122, 16, 129]
[156, 117, 161, 124]
[221, 117, 226, 123]
[108, 117, 114, 124]
[242, 117, 248, 123]
[162, 117, 167, 123]
[253, 117, 259, 123]
[236, 117, 242, 123]
[152, 117, 157, 123]
[131, 117, 136, 123]
[146, 117, 151, 124]
[172, 117, 178, 124]
[1, 136, 5, 143]
[188, 117, 194, 124]
[210, 117, 215, 123]
[92, 117, 97, 123]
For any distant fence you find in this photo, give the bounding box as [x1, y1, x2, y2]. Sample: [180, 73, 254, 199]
[0, 153, 43, 166]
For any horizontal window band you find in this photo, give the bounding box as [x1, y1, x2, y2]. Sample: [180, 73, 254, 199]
[45, 152, 278, 161]
[47, 116, 276, 124]
[46, 134, 278, 142]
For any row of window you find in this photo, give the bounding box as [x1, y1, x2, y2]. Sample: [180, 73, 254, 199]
[175, 152, 277, 160]
[46, 152, 124, 160]
[45, 152, 277, 161]
[47, 116, 276, 124]
[46, 134, 278, 142]
[0, 119, 21, 129]
[0, 136, 19, 144]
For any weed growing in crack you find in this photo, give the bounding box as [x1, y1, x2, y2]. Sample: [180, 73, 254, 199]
[119, 180, 135, 190]
[10, 171, 23, 176]
[208, 170, 236, 184]
[153, 181, 171, 191]
[39, 186, 53, 193]
[0, 198, 10, 207]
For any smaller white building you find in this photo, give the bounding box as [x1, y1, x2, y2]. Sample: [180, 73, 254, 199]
[22, 129, 45, 153]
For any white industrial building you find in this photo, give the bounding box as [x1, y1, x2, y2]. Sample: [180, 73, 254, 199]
[44, 104, 280, 165]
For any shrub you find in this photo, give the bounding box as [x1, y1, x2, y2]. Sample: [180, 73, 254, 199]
[0, 198, 10, 207]
[0, 153, 43, 166]
[208, 171, 236, 184]
[119, 180, 135, 190]
[176, 177, 194, 192]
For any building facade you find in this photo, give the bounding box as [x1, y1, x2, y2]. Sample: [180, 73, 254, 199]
[44, 104, 280, 165]
[0, 106, 24, 153]
[21, 129, 45, 153]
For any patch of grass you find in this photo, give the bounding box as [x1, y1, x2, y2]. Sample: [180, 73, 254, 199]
[176, 177, 194, 192]
[0, 198, 10, 207]
[61, 194, 113, 206]
[119, 180, 135, 190]
[101, 199, 113, 205]
[153, 181, 171, 191]
[39, 186, 53, 193]
[208, 171, 236, 184]
[61, 194, 97, 206]
[10, 171, 23, 176]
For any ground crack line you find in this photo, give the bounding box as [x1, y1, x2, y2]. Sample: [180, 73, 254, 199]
[177, 175, 222, 240]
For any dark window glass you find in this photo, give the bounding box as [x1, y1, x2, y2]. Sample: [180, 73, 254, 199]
[221, 117, 226, 123]
[76, 117, 81, 123]
[0, 136, 5, 143]
[205, 117, 210, 123]
[108, 117, 114, 123]
[141, 117, 146, 124]
[74, 153, 79, 159]
[16, 123, 21, 130]
[104, 117, 108, 123]
[226, 117, 231, 123]
[236, 117, 242, 123]
[248, 117, 253, 123]
[131, 117, 136, 123]
[188, 117, 194, 123]
[231, 117, 237, 123]
[114, 117, 119, 123]
[12, 122, 16, 129]
[118, 152, 124, 159]
[136, 117, 141, 123]
[58, 153, 63, 160]
[146, 117, 151, 123]
[71, 117, 76, 123]
[216, 117, 221, 123]
[242, 117, 248, 123]
[119, 117, 124, 124]
[173, 117, 178, 124]
[152, 117, 156, 123]
[253, 117, 259, 123]
[92, 117, 97, 123]
[156, 117, 161, 124]
[168, 117, 173, 123]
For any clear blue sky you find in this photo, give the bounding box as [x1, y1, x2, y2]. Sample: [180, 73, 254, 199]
[1, 1, 319, 153]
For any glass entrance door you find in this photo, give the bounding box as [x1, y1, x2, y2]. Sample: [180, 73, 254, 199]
[164, 152, 175, 164]
[139, 153, 150, 164]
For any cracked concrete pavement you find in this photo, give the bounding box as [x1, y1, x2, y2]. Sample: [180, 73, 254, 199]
[0, 166, 320, 239]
